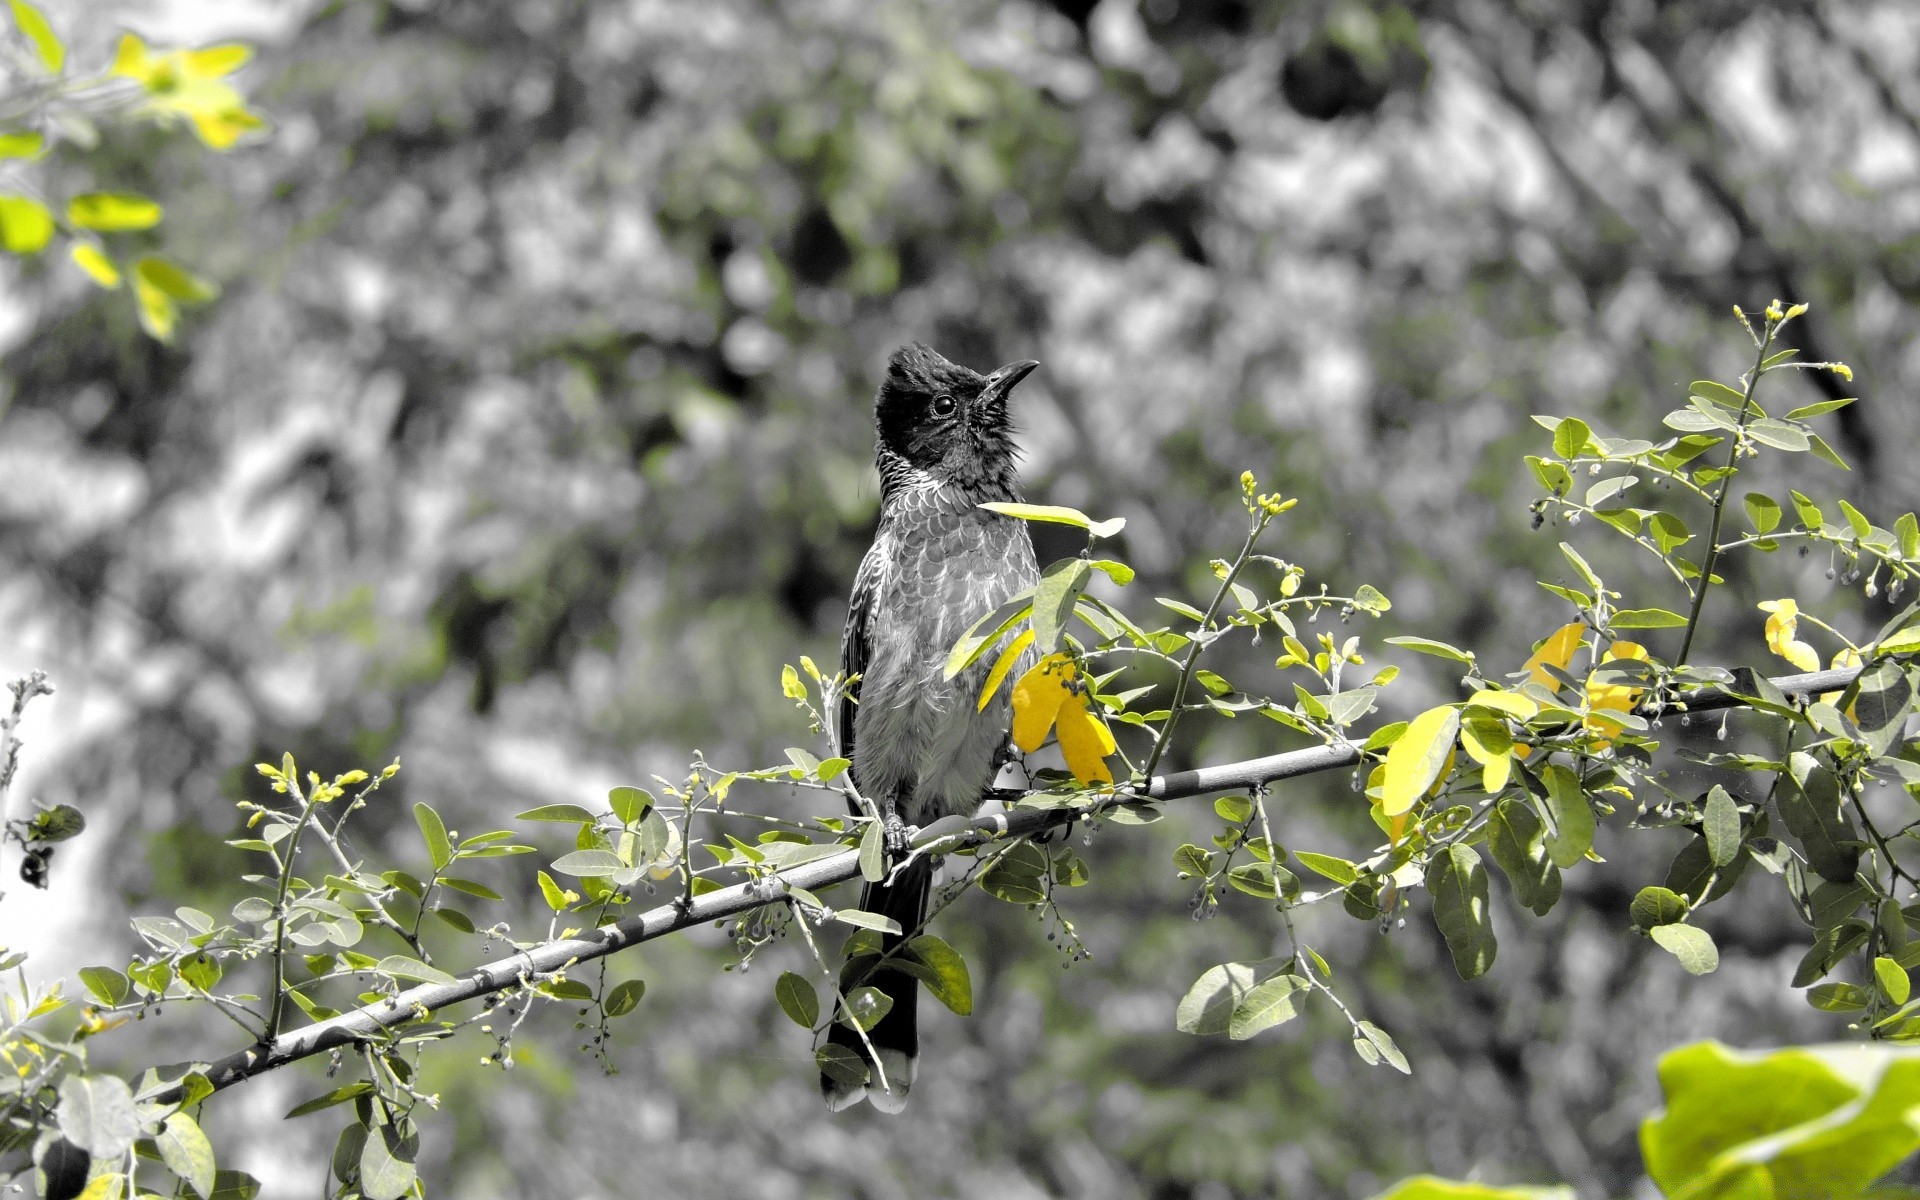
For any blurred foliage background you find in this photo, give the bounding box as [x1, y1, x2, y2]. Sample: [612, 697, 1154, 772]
[4, 0, 1919, 1196]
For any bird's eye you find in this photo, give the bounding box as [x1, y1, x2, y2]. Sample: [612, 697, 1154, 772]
[931, 394, 957, 417]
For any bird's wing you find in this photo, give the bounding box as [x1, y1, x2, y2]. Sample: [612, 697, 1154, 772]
[839, 541, 884, 770]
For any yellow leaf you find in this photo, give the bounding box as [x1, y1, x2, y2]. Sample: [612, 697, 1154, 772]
[110, 32, 150, 79]
[1380, 705, 1460, 816]
[1055, 695, 1114, 785]
[1459, 717, 1513, 793]
[1523, 622, 1587, 689]
[1465, 689, 1538, 720]
[76, 1173, 124, 1200]
[1010, 653, 1073, 753]
[977, 628, 1035, 712]
[183, 43, 251, 77]
[69, 243, 120, 288]
[1584, 641, 1650, 746]
[133, 268, 177, 340]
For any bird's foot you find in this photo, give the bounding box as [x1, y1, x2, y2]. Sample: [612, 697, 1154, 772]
[883, 810, 913, 855]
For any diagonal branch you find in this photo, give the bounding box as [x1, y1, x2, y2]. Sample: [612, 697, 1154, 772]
[152, 663, 1869, 1105]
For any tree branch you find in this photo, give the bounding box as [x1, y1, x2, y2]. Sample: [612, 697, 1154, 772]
[151, 661, 1871, 1105]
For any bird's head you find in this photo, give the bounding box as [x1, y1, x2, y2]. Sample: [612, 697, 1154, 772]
[873, 343, 1038, 496]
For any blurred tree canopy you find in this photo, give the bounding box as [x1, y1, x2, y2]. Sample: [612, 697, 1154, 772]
[5, 0, 1920, 1196]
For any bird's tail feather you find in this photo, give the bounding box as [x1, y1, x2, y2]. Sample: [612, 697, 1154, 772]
[820, 856, 931, 1113]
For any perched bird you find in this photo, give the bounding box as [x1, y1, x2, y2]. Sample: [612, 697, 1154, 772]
[823, 343, 1042, 1112]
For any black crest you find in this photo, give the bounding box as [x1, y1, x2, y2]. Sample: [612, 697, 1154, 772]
[873, 344, 1037, 496]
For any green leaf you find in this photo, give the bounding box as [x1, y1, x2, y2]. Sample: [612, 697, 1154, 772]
[157, 1112, 216, 1199]
[1642, 1041, 1920, 1198]
[359, 1125, 418, 1200]
[979, 841, 1048, 905]
[1703, 786, 1741, 868]
[1487, 799, 1560, 917]
[608, 786, 652, 823]
[1369, 1177, 1573, 1200]
[1743, 492, 1781, 535]
[134, 256, 218, 303]
[1353, 583, 1391, 614]
[1383, 636, 1474, 664]
[1877, 956, 1912, 1007]
[1558, 543, 1600, 591]
[1552, 416, 1591, 460]
[57, 1074, 139, 1158]
[815, 1043, 868, 1087]
[66, 192, 162, 231]
[1426, 844, 1496, 980]
[1777, 766, 1862, 884]
[774, 971, 818, 1028]
[1747, 418, 1810, 451]
[1649, 511, 1692, 553]
[1610, 608, 1688, 629]
[1808, 431, 1851, 471]
[832, 909, 902, 936]
[374, 955, 456, 986]
[1785, 397, 1856, 419]
[1650, 923, 1718, 974]
[285, 1082, 372, 1118]
[1294, 851, 1357, 886]
[1631, 885, 1689, 930]
[978, 501, 1125, 539]
[906, 934, 973, 1016]
[1228, 972, 1308, 1040]
[516, 803, 597, 824]
[1031, 557, 1092, 654]
[208, 1170, 261, 1200]
[1088, 559, 1134, 585]
[1896, 512, 1919, 559]
[439, 877, 501, 901]
[412, 803, 451, 870]
[1176, 960, 1278, 1036]
[603, 978, 645, 1017]
[550, 848, 624, 878]
[8, 0, 63, 72]
[179, 951, 222, 992]
[943, 592, 1035, 678]
[856, 821, 886, 883]
[841, 985, 893, 1031]
[1353, 1021, 1412, 1075]
[0, 194, 52, 253]
[78, 966, 130, 1007]
[1689, 379, 1747, 409]
[1538, 764, 1595, 869]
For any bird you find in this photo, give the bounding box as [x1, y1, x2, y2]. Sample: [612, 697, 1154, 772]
[822, 343, 1042, 1112]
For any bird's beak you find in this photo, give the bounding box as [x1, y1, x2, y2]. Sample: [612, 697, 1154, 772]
[980, 359, 1040, 404]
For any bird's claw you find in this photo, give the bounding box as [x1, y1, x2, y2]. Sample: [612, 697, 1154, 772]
[884, 811, 913, 855]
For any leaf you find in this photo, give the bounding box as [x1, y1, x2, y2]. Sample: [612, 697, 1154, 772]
[0, 130, 42, 157]
[1030, 558, 1092, 654]
[70, 243, 121, 288]
[516, 803, 598, 823]
[1487, 799, 1560, 917]
[1538, 764, 1595, 869]
[832, 909, 902, 936]
[284, 1082, 373, 1118]
[906, 935, 973, 1016]
[208, 1170, 261, 1200]
[1610, 608, 1688, 629]
[1354, 1021, 1412, 1075]
[976, 627, 1034, 710]
[66, 193, 162, 231]
[1054, 694, 1116, 785]
[1176, 960, 1274, 1036]
[1703, 786, 1741, 868]
[374, 955, 456, 986]
[1777, 768, 1862, 884]
[550, 848, 625, 878]
[1553, 416, 1591, 459]
[57, 1074, 139, 1158]
[1689, 379, 1748, 409]
[1785, 397, 1856, 419]
[858, 819, 885, 883]
[774, 971, 819, 1028]
[603, 978, 645, 1017]
[1631, 885, 1690, 931]
[1369, 1178, 1573, 1200]
[359, 1125, 418, 1200]
[439, 877, 501, 901]
[1088, 559, 1134, 585]
[134, 256, 217, 303]
[413, 803, 452, 870]
[79, 966, 130, 1007]
[1228, 972, 1309, 1040]
[1744, 492, 1782, 535]
[157, 1112, 215, 1198]
[1383, 635, 1474, 664]
[1380, 706, 1460, 816]
[608, 786, 652, 823]
[841, 985, 893, 1031]
[8, 0, 63, 72]
[1353, 583, 1391, 613]
[1748, 418, 1810, 451]
[1294, 851, 1357, 886]
[1650, 923, 1718, 974]
[944, 592, 1036, 678]
[1426, 844, 1497, 980]
[978, 501, 1125, 539]
[815, 1043, 868, 1087]
[0, 194, 53, 253]
[1649, 511, 1691, 553]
